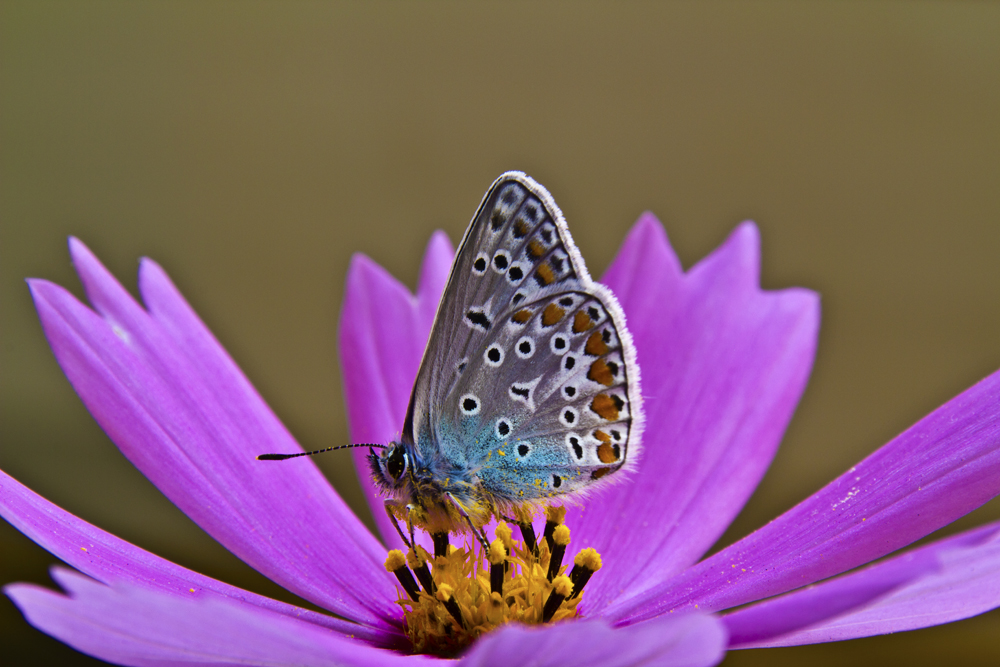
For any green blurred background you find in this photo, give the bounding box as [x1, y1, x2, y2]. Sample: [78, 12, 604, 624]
[2, 1, 999, 664]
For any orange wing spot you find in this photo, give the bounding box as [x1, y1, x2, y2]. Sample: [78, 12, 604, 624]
[514, 219, 530, 238]
[591, 394, 620, 421]
[593, 430, 612, 444]
[591, 467, 612, 480]
[587, 359, 614, 386]
[512, 309, 532, 324]
[535, 262, 555, 285]
[597, 442, 618, 463]
[542, 303, 566, 327]
[528, 239, 546, 258]
[573, 311, 594, 333]
[585, 331, 609, 356]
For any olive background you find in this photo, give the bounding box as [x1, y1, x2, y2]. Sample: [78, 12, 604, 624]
[2, 2, 999, 665]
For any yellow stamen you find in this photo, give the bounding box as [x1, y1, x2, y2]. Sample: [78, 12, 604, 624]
[389, 512, 601, 656]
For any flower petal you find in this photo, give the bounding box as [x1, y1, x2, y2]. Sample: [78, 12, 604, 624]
[29, 238, 399, 627]
[569, 216, 819, 612]
[726, 520, 1000, 648]
[6, 569, 425, 667]
[608, 365, 1000, 623]
[339, 232, 453, 548]
[0, 468, 402, 647]
[458, 613, 727, 667]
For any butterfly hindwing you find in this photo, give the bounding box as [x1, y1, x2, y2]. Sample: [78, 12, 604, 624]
[407, 172, 643, 506]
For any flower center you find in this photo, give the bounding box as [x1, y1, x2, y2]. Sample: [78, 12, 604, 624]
[383, 506, 603, 656]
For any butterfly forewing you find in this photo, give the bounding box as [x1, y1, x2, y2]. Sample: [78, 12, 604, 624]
[407, 172, 643, 505]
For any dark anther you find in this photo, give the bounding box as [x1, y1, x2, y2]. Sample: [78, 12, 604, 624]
[542, 575, 573, 622]
[432, 532, 450, 558]
[488, 539, 506, 596]
[445, 597, 465, 627]
[546, 524, 571, 582]
[517, 521, 539, 557]
[408, 549, 436, 595]
[568, 548, 603, 599]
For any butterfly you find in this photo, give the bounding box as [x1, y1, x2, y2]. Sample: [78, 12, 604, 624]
[368, 172, 644, 547]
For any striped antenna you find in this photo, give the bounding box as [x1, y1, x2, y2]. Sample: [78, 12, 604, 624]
[257, 443, 385, 461]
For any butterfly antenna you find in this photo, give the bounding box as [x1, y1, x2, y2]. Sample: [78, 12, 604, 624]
[257, 443, 385, 461]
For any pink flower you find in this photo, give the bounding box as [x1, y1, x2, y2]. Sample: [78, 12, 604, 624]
[4, 213, 1000, 666]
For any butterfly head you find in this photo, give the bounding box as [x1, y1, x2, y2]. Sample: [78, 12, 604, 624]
[368, 442, 411, 493]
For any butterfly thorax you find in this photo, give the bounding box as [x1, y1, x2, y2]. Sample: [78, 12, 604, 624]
[369, 440, 494, 535]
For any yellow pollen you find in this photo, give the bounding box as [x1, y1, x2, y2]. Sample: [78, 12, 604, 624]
[488, 539, 507, 565]
[385, 549, 407, 572]
[436, 583, 455, 602]
[574, 547, 603, 571]
[494, 523, 514, 550]
[552, 574, 573, 597]
[546, 505, 567, 524]
[388, 511, 600, 656]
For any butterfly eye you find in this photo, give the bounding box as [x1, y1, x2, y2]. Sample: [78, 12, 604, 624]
[385, 446, 407, 482]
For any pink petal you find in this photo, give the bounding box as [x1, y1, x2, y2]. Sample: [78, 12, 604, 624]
[608, 365, 1000, 623]
[0, 468, 401, 647]
[727, 521, 1000, 648]
[339, 232, 453, 548]
[458, 613, 727, 667]
[6, 569, 427, 667]
[29, 238, 399, 628]
[570, 216, 819, 613]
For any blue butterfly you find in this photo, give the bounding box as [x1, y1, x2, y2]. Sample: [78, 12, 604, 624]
[369, 172, 643, 547]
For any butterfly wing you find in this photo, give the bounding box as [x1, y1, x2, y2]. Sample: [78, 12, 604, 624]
[407, 172, 643, 505]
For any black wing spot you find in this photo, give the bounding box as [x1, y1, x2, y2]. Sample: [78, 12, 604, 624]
[510, 385, 530, 399]
[473, 257, 487, 273]
[559, 297, 574, 307]
[457, 360, 467, 373]
[466, 310, 491, 330]
[570, 438, 583, 459]
[541, 228, 553, 243]
[588, 306, 600, 320]
[552, 475, 562, 488]
[611, 429, 622, 441]
[494, 253, 509, 270]
[554, 337, 566, 350]
[612, 395, 625, 410]
[512, 292, 525, 305]
[525, 204, 537, 220]
[551, 255, 565, 273]
[607, 361, 619, 376]
[461, 395, 480, 414]
[488, 347, 501, 363]
[563, 409, 576, 424]
[613, 444, 621, 459]
[564, 386, 576, 398]
[564, 356, 576, 371]
[508, 266, 524, 282]
[498, 420, 511, 436]
[603, 329, 612, 343]
[518, 443, 529, 457]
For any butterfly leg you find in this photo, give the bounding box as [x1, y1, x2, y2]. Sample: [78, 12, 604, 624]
[446, 493, 490, 553]
[384, 502, 413, 550]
